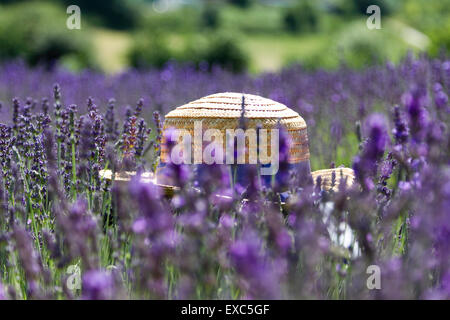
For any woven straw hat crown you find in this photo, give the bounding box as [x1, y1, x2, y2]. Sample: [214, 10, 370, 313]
[161, 92, 310, 164]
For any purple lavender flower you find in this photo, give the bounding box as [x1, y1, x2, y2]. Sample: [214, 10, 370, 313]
[353, 113, 389, 190]
[0, 282, 6, 300]
[104, 98, 119, 142]
[134, 98, 144, 117]
[12, 225, 44, 298]
[230, 229, 281, 299]
[392, 105, 409, 145]
[434, 90, 448, 111]
[402, 86, 429, 143]
[273, 123, 291, 192]
[364, 114, 389, 161]
[82, 270, 115, 300]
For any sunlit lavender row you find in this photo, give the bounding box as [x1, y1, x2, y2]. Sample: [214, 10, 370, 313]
[0, 55, 449, 299]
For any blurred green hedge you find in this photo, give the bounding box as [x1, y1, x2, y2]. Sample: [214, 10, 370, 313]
[128, 31, 248, 72]
[283, 0, 320, 34]
[0, 1, 96, 69]
[228, 0, 252, 9]
[59, 0, 140, 30]
[0, 0, 141, 30]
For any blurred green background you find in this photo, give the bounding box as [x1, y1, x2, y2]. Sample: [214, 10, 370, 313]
[0, 0, 448, 73]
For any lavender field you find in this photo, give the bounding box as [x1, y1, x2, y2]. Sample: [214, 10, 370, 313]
[0, 55, 449, 299]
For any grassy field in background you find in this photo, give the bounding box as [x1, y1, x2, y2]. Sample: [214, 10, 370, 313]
[93, 24, 421, 74]
[92, 3, 430, 74]
[92, 29, 132, 74]
[244, 34, 330, 73]
[92, 30, 330, 73]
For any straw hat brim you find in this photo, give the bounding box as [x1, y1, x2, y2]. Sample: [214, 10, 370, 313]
[100, 167, 355, 197]
[311, 167, 355, 191]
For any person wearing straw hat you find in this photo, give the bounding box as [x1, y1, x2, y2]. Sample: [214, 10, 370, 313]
[101, 92, 355, 196]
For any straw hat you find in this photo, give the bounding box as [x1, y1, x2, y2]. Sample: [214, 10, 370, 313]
[101, 92, 355, 195]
